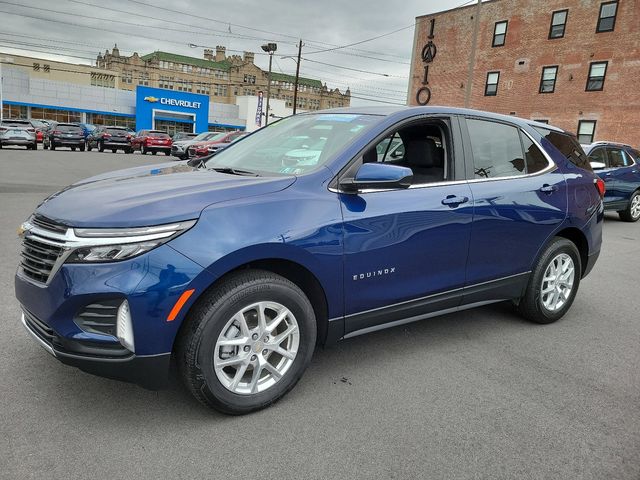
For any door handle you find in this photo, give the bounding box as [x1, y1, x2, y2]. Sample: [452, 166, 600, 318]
[539, 184, 558, 193]
[441, 195, 469, 206]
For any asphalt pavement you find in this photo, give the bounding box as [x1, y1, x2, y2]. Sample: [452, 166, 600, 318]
[1, 146, 639, 480]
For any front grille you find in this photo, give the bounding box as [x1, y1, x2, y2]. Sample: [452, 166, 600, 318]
[20, 215, 69, 284]
[31, 214, 67, 234]
[20, 237, 65, 283]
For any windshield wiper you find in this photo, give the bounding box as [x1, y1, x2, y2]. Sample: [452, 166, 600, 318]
[209, 166, 260, 176]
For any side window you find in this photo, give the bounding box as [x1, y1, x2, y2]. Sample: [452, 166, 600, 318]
[608, 148, 632, 167]
[533, 127, 592, 172]
[360, 121, 449, 186]
[521, 133, 549, 174]
[588, 147, 608, 166]
[467, 119, 525, 179]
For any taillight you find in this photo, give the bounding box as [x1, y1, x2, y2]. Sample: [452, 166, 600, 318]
[103, 133, 111, 138]
[595, 178, 605, 199]
[126, 134, 132, 140]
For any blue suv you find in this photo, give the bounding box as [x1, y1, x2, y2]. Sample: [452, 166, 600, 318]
[15, 107, 604, 414]
[583, 142, 640, 222]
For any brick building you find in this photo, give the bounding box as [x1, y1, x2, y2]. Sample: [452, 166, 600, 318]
[408, 0, 639, 145]
[98, 45, 350, 112]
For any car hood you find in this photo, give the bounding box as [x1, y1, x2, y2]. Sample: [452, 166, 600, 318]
[35, 162, 296, 228]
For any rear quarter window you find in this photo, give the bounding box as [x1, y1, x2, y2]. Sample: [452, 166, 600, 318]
[534, 127, 592, 171]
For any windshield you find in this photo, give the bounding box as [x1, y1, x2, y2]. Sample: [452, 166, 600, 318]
[205, 113, 380, 175]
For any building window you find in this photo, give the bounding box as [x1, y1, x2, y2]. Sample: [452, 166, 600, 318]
[87, 113, 136, 129]
[43, 64, 50, 73]
[533, 119, 550, 124]
[539, 66, 558, 93]
[485, 71, 500, 96]
[138, 72, 149, 86]
[32, 63, 40, 71]
[577, 120, 596, 144]
[549, 10, 568, 39]
[492, 21, 508, 47]
[597, 1, 618, 32]
[90, 72, 115, 88]
[586, 61, 608, 91]
[30, 107, 81, 123]
[2, 104, 28, 119]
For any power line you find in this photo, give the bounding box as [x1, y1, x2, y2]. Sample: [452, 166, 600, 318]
[301, 58, 408, 78]
[304, 23, 415, 56]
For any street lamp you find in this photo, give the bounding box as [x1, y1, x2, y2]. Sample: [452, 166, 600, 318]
[261, 42, 277, 126]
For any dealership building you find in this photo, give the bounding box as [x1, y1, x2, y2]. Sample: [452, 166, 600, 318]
[0, 52, 331, 134]
[409, 0, 639, 145]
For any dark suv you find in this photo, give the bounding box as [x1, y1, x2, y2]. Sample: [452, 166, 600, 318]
[86, 126, 133, 153]
[15, 107, 603, 414]
[43, 123, 85, 151]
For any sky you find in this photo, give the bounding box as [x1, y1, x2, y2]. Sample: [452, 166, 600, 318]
[0, 0, 474, 106]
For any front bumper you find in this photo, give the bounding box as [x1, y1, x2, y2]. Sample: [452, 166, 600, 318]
[21, 311, 171, 389]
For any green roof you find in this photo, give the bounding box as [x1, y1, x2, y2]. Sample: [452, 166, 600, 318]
[141, 51, 231, 71]
[270, 72, 322, 88]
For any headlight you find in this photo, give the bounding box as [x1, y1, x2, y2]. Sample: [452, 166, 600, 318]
[65, 220, 196, 263]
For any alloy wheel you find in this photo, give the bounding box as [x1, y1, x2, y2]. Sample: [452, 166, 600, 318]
[214, 301, 300, 395]
[631, 195, 640, 220]
[540, 253, 575, 312]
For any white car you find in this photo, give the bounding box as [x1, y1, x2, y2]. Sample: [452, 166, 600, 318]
[0, 123, 37, 150]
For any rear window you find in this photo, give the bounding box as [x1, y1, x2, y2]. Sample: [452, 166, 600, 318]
[5, 120, 31, 127]
[106, 128, 127, 135]
[57, 125, 82, 133]
[628, 149, 640, 162]
[534, 127, 592, 171]
[149, 132, 170, 138]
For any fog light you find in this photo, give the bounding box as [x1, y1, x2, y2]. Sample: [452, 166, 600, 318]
[116, 300, 135, 353]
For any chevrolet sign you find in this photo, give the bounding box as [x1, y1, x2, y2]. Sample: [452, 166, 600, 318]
[144, 96, 201, 109]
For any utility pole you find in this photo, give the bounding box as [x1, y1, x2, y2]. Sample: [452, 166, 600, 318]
[292, 39, 302, 114]
[464, 0, 482, 108]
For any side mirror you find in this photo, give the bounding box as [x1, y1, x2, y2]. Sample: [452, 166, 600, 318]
[390, 148, 404, 159]
[590, 161, 606, 170]
[340, 163, 413, 192]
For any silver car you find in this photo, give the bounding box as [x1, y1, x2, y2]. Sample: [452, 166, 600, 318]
[171, 132, 221, 160]
[0, 123, 37, 150]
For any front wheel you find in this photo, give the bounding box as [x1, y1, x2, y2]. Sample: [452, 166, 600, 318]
[516, 238, 581, 324]
[98, 141, 105, 152]
[177, 270, 316, 415]
[618, 192, 640, 222]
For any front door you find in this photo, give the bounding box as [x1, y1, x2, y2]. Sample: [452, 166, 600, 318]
[339, 117, 473, 337]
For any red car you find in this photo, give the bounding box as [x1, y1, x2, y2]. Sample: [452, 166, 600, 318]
[188, 131, 245, 157]
[31, 119, 50, 143]
[131, 130, 172, 155]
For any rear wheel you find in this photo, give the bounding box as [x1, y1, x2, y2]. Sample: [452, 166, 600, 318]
[141, 145, 148, 155]
[125, 147, 133, 154]
[177, 270, 316, 415]
[86, 141, 92, 152]
[50, 142, 56, 151]
[618, 191, 640, 222]
[71, 147, 76, 151]
[152, 150, 157, 155]
[111, 149, 117, 153]
[98, 141, 105, 153]
[516, 237, 581, 324]
[79, 144, 85, 152]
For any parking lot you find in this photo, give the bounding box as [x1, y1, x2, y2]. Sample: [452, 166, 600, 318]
[1, 147, 639, 479]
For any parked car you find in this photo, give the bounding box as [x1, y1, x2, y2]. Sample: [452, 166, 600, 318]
[206, 132, 250, 155]
[30, 119, 50, 144]
[78, 123, 96, 139]
[43, 123, 85, 151]
[584, 141, 640, 222]
[15, 107, 603, 415]
[86, 126, 133, 153]
[171, 131, 220, 160]
[0, 122, 37, 149]
[188, 131, 246, 157]
[131, 130, 172, 155]
[172, 132, 199, 142]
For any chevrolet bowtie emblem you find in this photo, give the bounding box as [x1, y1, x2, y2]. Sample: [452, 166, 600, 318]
[144, 96, 159, 103]
[17, 224, 27, 237]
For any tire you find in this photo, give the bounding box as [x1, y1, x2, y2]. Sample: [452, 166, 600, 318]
[80, 144, 85, 152]
[50, 142, 56, 151]
[516, 237, 581, 324]
[42, 141, 47, 150]
[31, 143, 37, 150]
[111, 149, 117, 153]
[86, 142, 92, 152]
[125, 148, 133, 154]
[141, 145, 147, 155]
[98, 141, 104, 153]
[618, 191, 640, 222]
[152, 150, 157, 155]
[71, 147, 76, 151]
[177, 270, 316, 415]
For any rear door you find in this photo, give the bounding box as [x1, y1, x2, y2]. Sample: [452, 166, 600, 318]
[607, 147, 638, 204]
[588, 146, 618, 204]
[461, 117, 568, 298]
